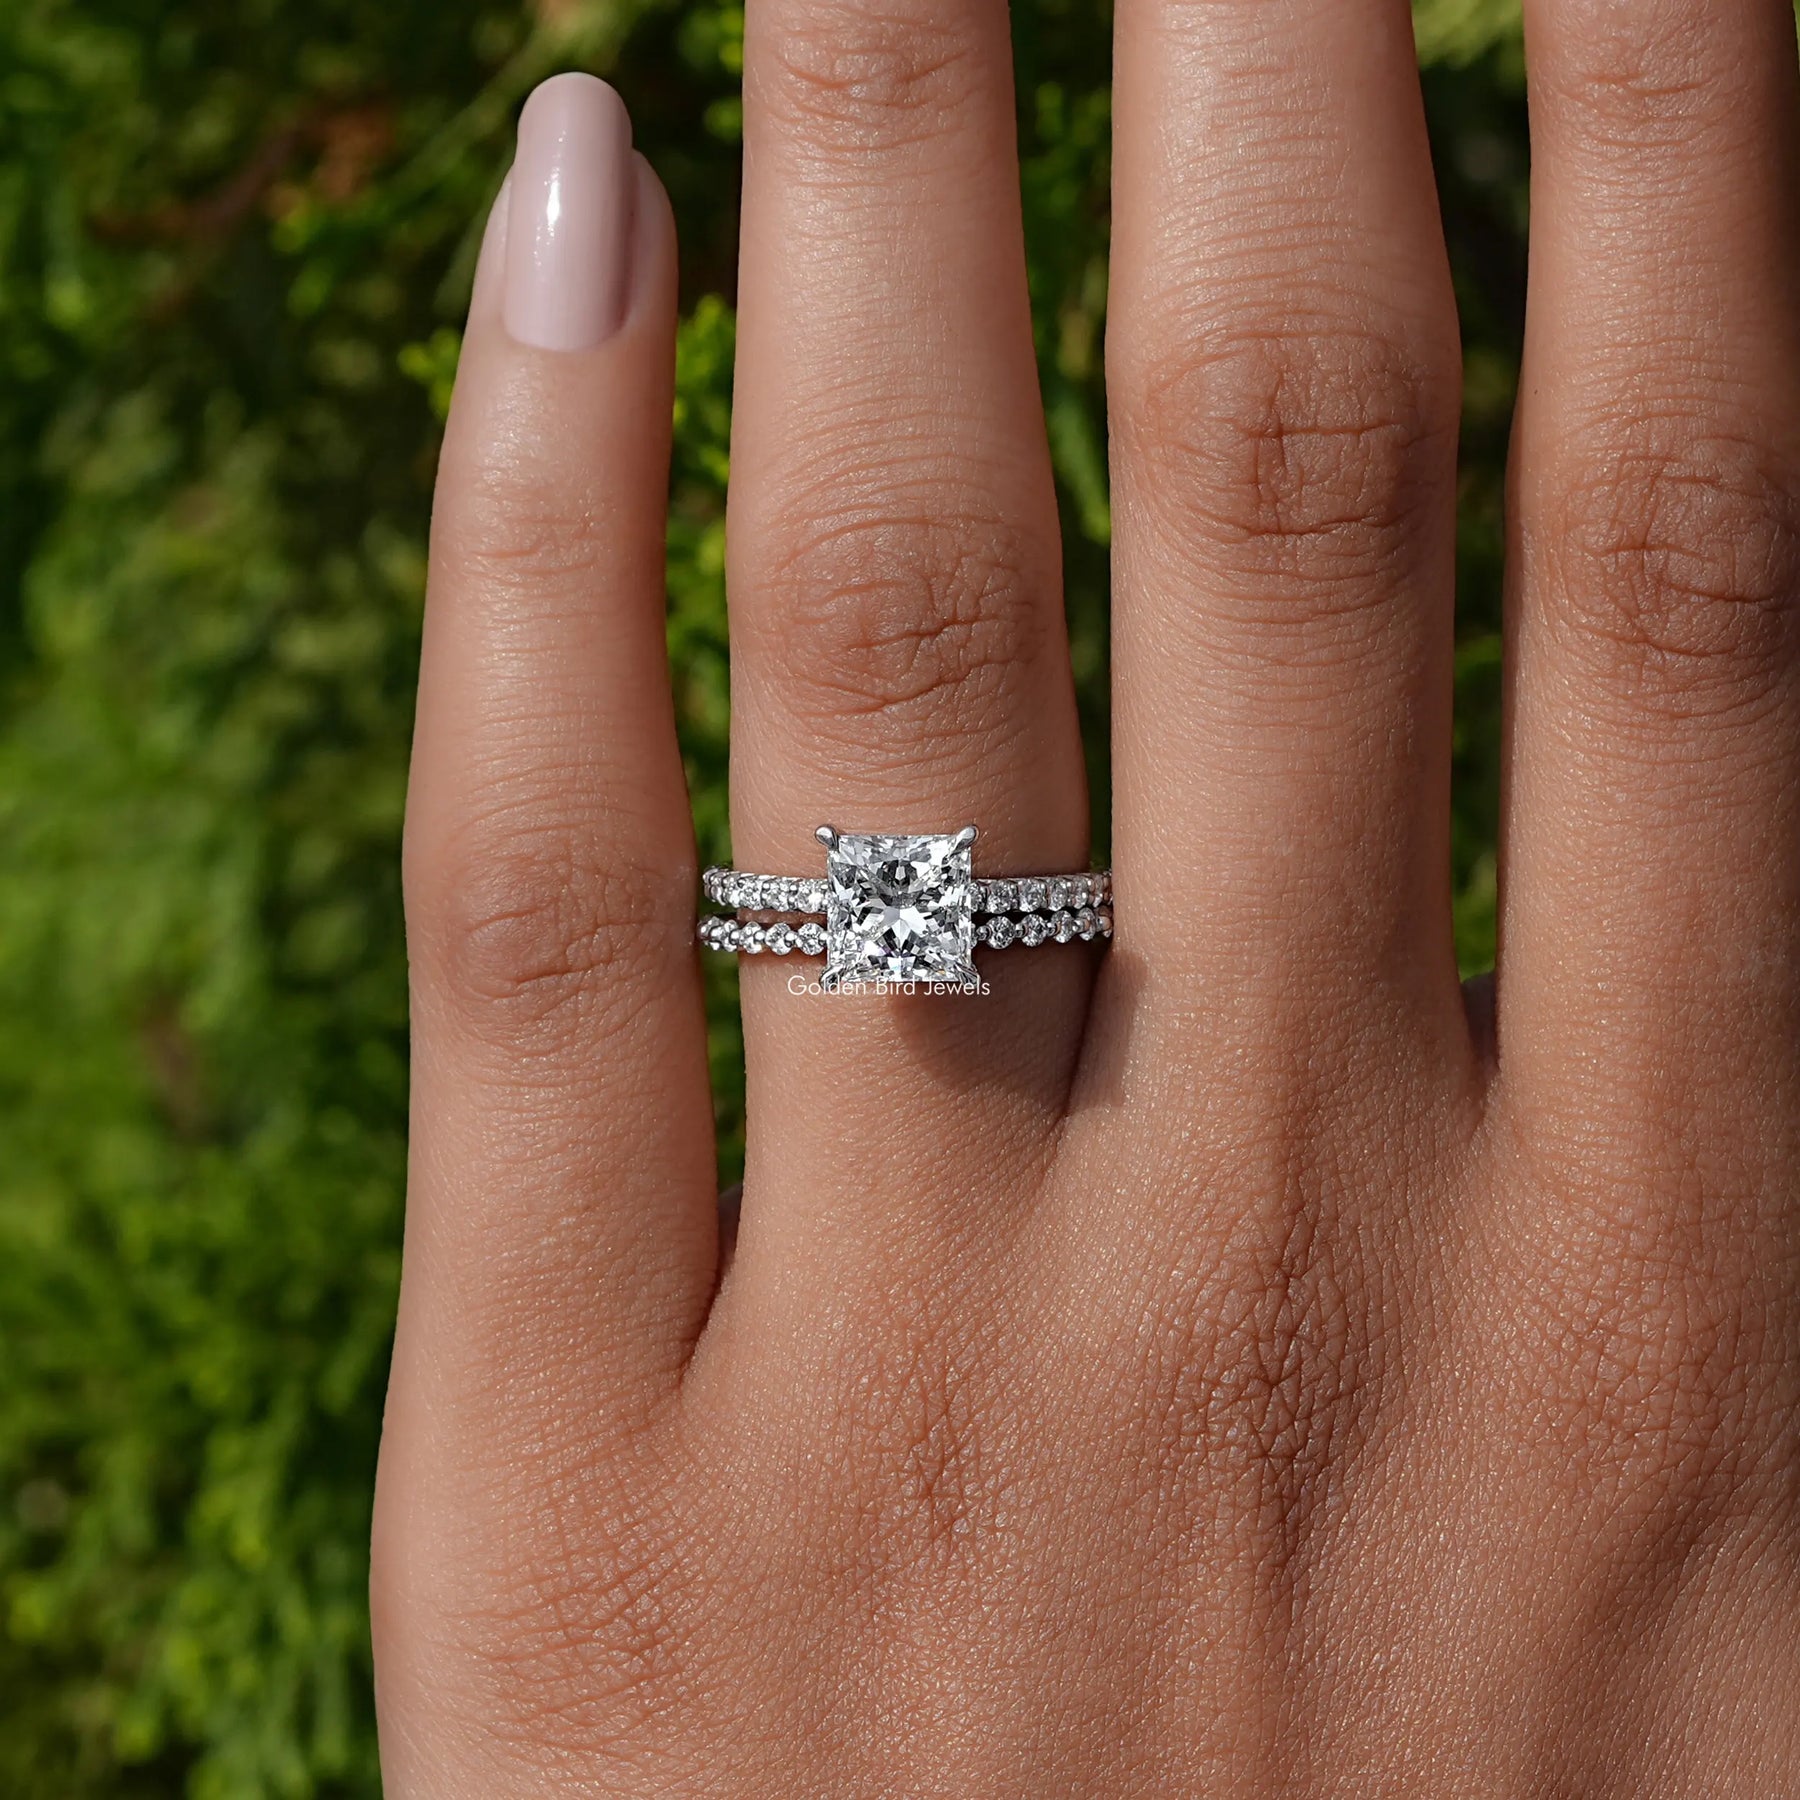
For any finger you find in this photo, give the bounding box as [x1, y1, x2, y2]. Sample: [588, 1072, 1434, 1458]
[1501, 0, 1800, 1156]
[1104, 0, 1468, 1063]
[720, 0, 1090, 1253]
[388, 80, 712, 1488]
[379, 81, 718, 1783]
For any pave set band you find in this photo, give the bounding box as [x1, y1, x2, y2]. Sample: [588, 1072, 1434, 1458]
[698, 825, 1112, 992]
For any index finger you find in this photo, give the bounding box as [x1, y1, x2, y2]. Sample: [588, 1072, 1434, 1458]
[377, 83, 719, 1790]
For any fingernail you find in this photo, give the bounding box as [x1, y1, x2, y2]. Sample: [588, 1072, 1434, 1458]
[503, 74, 634, 351]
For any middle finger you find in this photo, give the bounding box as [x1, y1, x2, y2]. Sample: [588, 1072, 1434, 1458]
[1104, 0, 1469, 1087]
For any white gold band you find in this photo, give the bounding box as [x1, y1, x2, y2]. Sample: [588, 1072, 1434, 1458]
[698, 905, 1113, 957]
[702, 866, 1112, 917]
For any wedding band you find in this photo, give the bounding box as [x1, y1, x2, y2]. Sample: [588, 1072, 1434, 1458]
[698, 825, 1112, 992]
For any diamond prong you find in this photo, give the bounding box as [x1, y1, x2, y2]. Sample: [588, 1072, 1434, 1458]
[815, 824, 840, 851]
[954, 824, 979, 849]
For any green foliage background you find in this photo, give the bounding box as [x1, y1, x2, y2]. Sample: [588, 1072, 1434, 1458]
[0, 0, 1527, 1790]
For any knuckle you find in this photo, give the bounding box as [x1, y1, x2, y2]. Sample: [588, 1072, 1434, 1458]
[1505, 1134, 1788, 1525]
[411, 807, 687, 1045]
[761, 0, 982, 157]
[868, 1343, 987, 1568]
[1524, 1257, 1774, 1524]
[443, 509, 612, 624]
[833, 1321, 1008, 1587]
[1134, 1174, 1378, 1555]
[1541, 422, 1800, 715]
[745, 503, 1051, 765]
[1546, 3, 1731, 151]
[442, 428, 621, 601]
[1113, 317, 1450, 613]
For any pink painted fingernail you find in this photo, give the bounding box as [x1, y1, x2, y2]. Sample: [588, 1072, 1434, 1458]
[503, 74, 634, 351]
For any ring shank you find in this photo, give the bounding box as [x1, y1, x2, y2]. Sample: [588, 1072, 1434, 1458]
[698, 907, 1112, 956]
[702, 867, 1112, 917]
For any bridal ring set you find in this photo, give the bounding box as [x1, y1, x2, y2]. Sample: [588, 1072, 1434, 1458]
[698, 825, 1113, 993]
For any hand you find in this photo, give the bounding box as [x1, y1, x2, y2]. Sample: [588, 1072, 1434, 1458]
[373, 0, 1800, 1788]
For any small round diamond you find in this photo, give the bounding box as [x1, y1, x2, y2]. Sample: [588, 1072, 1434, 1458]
[797, 921, 827, 956]
[1096, 910, 1113, 938]
[985, 878, 1017, 915]
[1048, 879, 1070, 911]
[1076, 906, 1099, 940]
[984, 914, 1017, 949]
[1020, 913, 1051, 947]
[766, 922, 795, 954]
[739, 922, 765, 953]
[1053, 909, 1078, 943]
[797, 878, 826, 913]
[1018, 877, 1048, 913]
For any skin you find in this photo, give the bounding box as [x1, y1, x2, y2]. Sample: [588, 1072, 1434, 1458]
[373, 0, 1800, 1792]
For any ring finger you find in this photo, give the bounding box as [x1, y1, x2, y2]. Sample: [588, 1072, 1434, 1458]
[715, 0, 1092, 1287]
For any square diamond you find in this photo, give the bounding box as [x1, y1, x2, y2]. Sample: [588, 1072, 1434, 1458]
[822, 832, 977, 990]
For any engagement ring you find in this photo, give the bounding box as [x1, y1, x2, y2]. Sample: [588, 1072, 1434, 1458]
[698, 825, 1112, 992]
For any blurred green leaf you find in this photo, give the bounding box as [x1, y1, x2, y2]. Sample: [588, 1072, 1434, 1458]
[1413, 0, 1522, 67]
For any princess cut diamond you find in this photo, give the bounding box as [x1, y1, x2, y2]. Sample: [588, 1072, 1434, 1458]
[822, 829, 977, 990]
